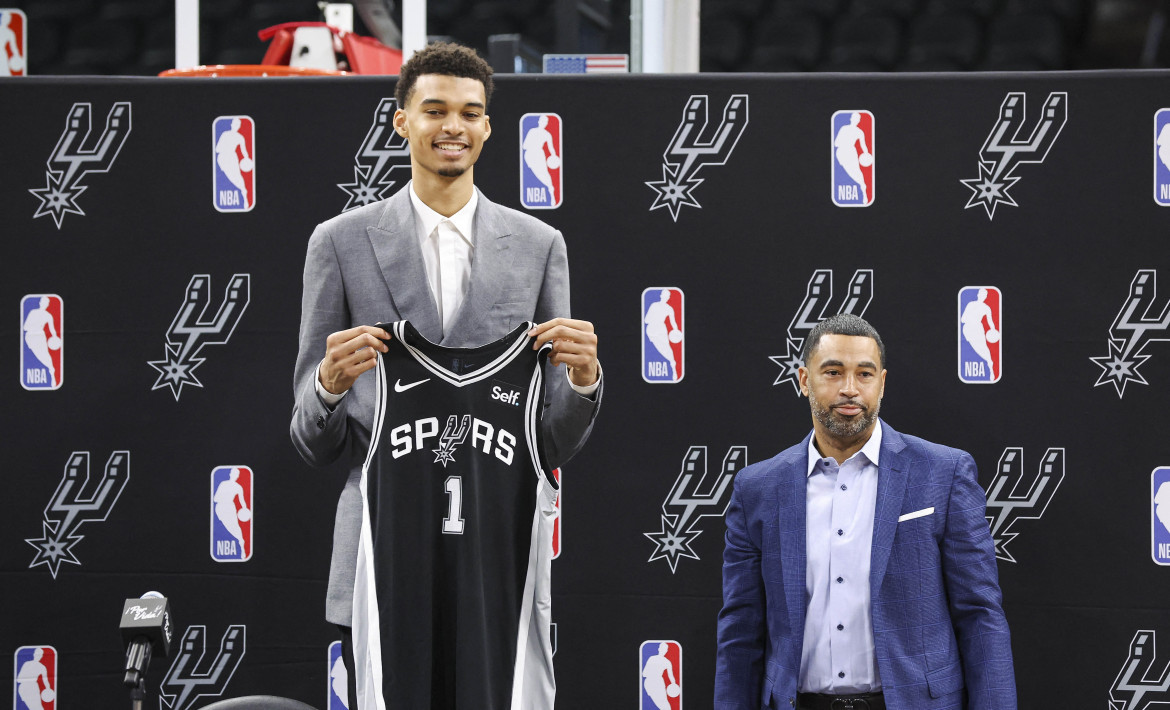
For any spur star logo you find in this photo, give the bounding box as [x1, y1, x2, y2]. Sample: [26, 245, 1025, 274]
[645, 446, 747, 572]
[159, 625, 246, 710]
[647, 94, 749, 221]
[769, 269, 874, 394]
[338, 98, 411, 211]
[960, 91, 1067, 220]
[984, 447, 1064, 563]
[432, 414, 471, 467]
[30, 102, 133, 228]
[26, 451, 130, 578]
[1110, 630, 1170, 710]
[148, 274, 251, 400]
[1092, 270, 1170, 398]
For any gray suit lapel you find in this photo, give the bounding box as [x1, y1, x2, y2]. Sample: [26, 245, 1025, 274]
[366, 188, 442, 341]
[870, 421, 908, 596]
[443, 193, 518, 344]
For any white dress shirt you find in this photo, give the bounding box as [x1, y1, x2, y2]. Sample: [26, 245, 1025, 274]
[799, 424, 883, 693]
[316, 184, 599, 405]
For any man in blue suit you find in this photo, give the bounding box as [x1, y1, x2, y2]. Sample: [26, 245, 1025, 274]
[716, 314, 1014, 710]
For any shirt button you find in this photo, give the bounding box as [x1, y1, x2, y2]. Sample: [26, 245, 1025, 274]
[838, 671, 845, 679]
[836, 576, 843, 583]
[837, 623, 844, 630]
[840, 484, 847, 491]
[837, 529, 844, 536]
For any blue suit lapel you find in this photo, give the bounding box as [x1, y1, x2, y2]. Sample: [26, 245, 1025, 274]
[777, 432, 812, 634]
[366, 187, 442, 342]
[870, 421, 909, 597]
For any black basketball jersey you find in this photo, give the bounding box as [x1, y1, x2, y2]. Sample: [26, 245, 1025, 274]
[352, 320, 558, 710]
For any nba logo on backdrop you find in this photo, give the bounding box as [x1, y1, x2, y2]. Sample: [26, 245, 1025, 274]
[20, 295, 63, 390]
[520, 113, 562, 209]
[832, 110, 874, 206]
[639, 640, 681, 710]
[211, 466, 252, 562]
[958, 286, 1001, 383]
[326, 641, 346, 710]
[1153, 467, 1170, 565]
[213, 116, 255, 212]
[642, 288, 684, 383]
[14, 645, 56, 710]
[1156, 110, 1170, 205]
[1, 9, 26, 76]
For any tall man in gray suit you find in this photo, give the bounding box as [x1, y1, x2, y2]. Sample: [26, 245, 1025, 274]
[290, 42, 602, 708]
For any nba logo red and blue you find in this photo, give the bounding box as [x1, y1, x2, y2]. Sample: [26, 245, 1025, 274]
[642, 288, 684, 383]
[1153, 467, 1170, 565]
[211, 466, 253, 562]
[639, 640, 681, 710]
[326, 641, 347, 710]
[213, 116, 255, 212]
[831, 110, 874, 207]
[958, 286, 1001, 383]
[1, 9, 26, 77]
[14, 645, 56, 710]
[1155, 109, 1170, 205]
[519, 113, 562, 209]
[20, 294, 63, 391]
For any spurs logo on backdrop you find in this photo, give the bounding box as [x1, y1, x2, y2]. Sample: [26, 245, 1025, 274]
[646, 94, 749, 221]
[26, 451, 130, 578]
[159, 625, 246, 710]
[961, 91, 1067, 220]
[1110, 630, 1170, 710]
[769, 269, 874, 393]
[148, 274, 250, 400]
[645, 446, 747, 572]
[433, 414, 471, 466]
[1092, 270, 1170, 398]
[30, 102, 132, 228]
[338, 98, 411, 211]
[984, 447, 1064, 563]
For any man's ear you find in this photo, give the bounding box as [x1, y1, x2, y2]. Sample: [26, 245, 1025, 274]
[393, 108, 407, 137]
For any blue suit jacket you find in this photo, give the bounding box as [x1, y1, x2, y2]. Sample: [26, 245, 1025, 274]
[715, 421, 1015, 710]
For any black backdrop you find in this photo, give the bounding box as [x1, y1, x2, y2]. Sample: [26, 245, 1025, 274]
[3, 71, 1170, 709]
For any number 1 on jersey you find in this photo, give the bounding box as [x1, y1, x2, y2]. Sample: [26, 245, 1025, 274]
[443, 475, 465, 534]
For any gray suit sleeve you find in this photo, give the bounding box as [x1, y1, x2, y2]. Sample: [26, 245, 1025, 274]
[290, 222, 352, 467]
[535, 230, 602, 469]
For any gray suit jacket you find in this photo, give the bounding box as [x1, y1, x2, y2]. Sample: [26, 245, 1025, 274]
[290, 185, 602, 626]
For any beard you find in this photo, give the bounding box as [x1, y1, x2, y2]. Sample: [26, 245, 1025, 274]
[808, 388, 880, 439]
[437, 166, 467, 177]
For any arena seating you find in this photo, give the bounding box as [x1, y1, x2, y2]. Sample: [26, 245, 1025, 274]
[10, 0, 1121, 75]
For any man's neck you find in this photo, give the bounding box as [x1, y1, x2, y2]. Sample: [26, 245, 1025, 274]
[412, 169, 475, 217]
[812, 424, 876, 465]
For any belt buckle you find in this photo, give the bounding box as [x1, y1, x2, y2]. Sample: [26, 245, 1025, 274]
[830, 699, 870, 710]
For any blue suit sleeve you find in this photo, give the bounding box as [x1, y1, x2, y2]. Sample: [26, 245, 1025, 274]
[716, 477, 766, 710]
[943, 453, 1017, 709]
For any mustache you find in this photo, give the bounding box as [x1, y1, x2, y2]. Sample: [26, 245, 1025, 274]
[831, 400, 867, 410]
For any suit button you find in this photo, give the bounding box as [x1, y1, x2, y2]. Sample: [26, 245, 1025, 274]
[838, 671, 845, 678]
[316, 415, 326, 430]
[789, 699, 795, 707]
[837, 623, 844, 630]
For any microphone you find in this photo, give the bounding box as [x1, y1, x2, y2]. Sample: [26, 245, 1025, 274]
[119, 592, 173, 689]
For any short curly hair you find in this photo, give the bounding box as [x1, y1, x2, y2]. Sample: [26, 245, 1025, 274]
[395, 41, 494, 109]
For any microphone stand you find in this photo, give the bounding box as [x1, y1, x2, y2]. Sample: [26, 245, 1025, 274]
[124, 640, 152, 710]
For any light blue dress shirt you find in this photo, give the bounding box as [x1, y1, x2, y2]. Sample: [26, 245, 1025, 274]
[799, 424, 883, 694]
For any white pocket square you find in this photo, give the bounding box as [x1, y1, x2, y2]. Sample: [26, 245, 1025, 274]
[897, 507, 934, 522]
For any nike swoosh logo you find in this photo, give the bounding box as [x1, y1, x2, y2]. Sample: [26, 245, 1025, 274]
[394, 378, 430, 393]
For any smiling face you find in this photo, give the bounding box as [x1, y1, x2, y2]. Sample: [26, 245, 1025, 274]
[394, 73, 491, 183]
[799, 333, 886, 452]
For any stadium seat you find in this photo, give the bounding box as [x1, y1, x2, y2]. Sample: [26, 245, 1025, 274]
[27, 18, 63, 67]
[700, 14, 749, 70]
[61, 19, 138, 72]
[850, 0, 924, 21]
[248, 0, 321, 24]
[923, 0, 1000, 20]
[98, 0, 168, 22]
[826, 13, 903, 69]
[24, 0, 96, 22]
[904, 11, 983, 68]
[776, 0, 848, 23]
[748, 11, 823, 71]
[983, 11, 1067, 68]
[701, 0, 768, 21]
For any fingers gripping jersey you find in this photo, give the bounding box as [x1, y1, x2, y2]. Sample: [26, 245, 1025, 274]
[353, 321, 558, 710]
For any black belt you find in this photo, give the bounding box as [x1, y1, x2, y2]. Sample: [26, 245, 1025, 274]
[796, 691, 885, 710]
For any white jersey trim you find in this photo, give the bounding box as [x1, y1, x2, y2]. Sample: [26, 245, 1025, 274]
[354, 355, 388, 710]
[393, 320, 535, 387]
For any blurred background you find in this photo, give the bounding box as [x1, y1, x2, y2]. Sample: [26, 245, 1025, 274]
[10, 0, 1170, 78]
